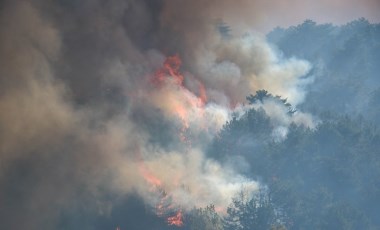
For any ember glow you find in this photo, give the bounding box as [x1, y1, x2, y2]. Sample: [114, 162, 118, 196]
[153, 55, 184, 86]
[0, 0, 322, 229]
[131, 54, 263, 227]
[151, 55, 206, 115]
[139, 161, 162, 188]
[150, 55, 209, 148]
[167, 210, 184, 227]
[140, 167, 184, 227]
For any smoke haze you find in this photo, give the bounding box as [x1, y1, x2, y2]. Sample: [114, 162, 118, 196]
[0, 0, 373, 229]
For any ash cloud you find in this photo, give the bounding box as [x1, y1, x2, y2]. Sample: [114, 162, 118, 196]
[0, 0, 316, 229]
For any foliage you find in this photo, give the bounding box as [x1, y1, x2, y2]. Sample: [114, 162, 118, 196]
[247, 90, 296, 114]
[184, 205, 224, 230]
[196, 19, 380, 230]
[223, 189, 286, 230]
[267, 19, 380, 123]
[210, 105, 380, 229]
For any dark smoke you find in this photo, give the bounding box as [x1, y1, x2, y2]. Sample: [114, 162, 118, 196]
[0, 0, 328, 229]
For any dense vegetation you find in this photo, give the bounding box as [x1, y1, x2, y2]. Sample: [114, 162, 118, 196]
[206, 105, 380, 229]
[184, 19, 380, 230]
[267, 18, 380, 124]
[60, 19, 380, 230]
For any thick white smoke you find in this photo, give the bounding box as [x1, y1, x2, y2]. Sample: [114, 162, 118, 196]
[0, 0, 317, 229]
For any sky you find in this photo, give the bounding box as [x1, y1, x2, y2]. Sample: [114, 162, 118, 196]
[0, 0, 379, 229]
[228, 0, 380, 33]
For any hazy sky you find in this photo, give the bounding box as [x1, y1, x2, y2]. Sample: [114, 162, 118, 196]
[0, 0, 378, 229]
[213, 0, 380, 33]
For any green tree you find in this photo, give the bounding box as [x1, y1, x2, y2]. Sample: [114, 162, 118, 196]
[247, 90, 296, 114]
[224, 189, 284, 230]
[185, 205, 224, 230]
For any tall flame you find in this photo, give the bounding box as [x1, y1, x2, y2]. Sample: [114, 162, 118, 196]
[139, 54, 235, 228]
[151, 54, 208, 150]
[138, 54, 211, 227]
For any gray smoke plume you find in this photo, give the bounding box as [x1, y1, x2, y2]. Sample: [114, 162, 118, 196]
[0, 0, 318, 229]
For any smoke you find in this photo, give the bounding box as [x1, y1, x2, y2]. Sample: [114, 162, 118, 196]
[251, 98, 317, 140]
[0, 0, 316, 229]
[193, 35, 313, 106]
[161, 0, 380, 33]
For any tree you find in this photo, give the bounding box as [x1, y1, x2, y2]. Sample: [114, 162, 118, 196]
[224, 189, 284, 230]
[185, 205, 224, 230]
[246, 90, 270, 104]
[246, 90, 296, 115]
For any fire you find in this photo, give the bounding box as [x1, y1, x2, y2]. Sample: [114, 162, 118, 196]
[198, 82, 207, 105]
[172, 103, 189, 128]
[167, 210, 184, 227]
[137, 148, 183, 227]
[151, 54, 208, 149]
[138, 55, 212, 227]
[153, 54, 183, 86]
[139, 163, 162, 187]
[152, 54, 207, 109]
[137, 148, 162, 188]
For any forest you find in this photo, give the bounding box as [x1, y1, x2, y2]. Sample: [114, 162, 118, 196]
[206, 19, 380, 230]
[1, 1, 379, 229]
[61, 19, 380, 230]
[207, 18, 380, 230]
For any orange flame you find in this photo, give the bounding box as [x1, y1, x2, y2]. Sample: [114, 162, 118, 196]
[198, 82, 207, 105]
[153, 54, 183, 86]
[142, 55, 212, 227]
[136, 148, 162, 188]
[136, 148, 182, 226]
[152, 54, 207, 149]
[167, 210, 184, 227]
[139, 164, 162, 187]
